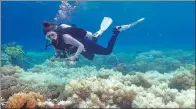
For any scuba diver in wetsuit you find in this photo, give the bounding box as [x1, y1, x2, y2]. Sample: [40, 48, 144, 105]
[42, 20, 100, 60]
[42, 17, 145, 63]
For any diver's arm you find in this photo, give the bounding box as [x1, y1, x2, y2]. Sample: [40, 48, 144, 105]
[63, 34, 84, 59]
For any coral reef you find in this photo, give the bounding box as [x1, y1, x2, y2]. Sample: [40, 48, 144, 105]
[64, 76, 137, 108]
[0, 65, 31, 99]
[62, 67, 195, 108]
[1, 42, 30, 69]
[1, 52, 11, 66]
[132, 83, 195, 108]
[1, 63, 195, 108]
[131, 50, 182, 73]
[0, 65, 63, 100]
[164, 49, 195, 64]
[74, 49, 194, 74]
[113, 63, 127, 73]
[0, 65, 24, 76]
[4, 92, 44, 109]
[169, 66, 195, 90]
[26, 60, 99, 85]
[2, 42, 194, 73]
[1, 48, 195, 108]
[2, 42, 26, 61]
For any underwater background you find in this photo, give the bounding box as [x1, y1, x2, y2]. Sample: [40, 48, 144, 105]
[2, 1, 195, 51]
[1, 1, 195, 108]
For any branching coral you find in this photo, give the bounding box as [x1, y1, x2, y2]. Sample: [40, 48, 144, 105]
[131, 50, 184, 73]
[1, 42, 32, 69]
[4, 92, 44, 109]
[110, 70, 171, 88]
[132, 83, 195, 108]
[96, 68, 122, 79]
[169, 67, 195, 90]
[1, 52, 11, 66]
[1, 65, 25, 99]
[164, 49, 195, 64]
[175, 89, 195, 108]
[1, 63, 195, 108]
[0, 65, 60, 100]
[1, 50, 195, 109]
[3, 42, 26, 61]
[64, 76, 137, 108]
[62, 66, 195, 108]
[0, 65, 24, 76]
[27, 60, 99, 84]
[113, 63, 127, 73]
[24, 49, 194, 74]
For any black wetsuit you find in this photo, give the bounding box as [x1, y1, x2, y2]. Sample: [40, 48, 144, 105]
[52, 27, 120, 60]
[44, 25, 120, 60]
[52, 26, 95, 60]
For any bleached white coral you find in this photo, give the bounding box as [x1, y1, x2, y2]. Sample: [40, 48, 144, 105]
[132, 92, 165, 108]
[132, 82, 195, 108]
[175, 89, 195, 108]
[111, 70, 172, 88]
[148, 83, 179, 103]
[64, 76, 137, 108]
[0, 65, 24, 76]
[96, 68, 122, 79]
[23, 61, 102, 86]
[63, 66, 195, 108]
[2, 56, 195, 109]
[169, 67, 195, 90]
[44, 101, 54, 107]
[57, 100, 72, 107]
[165, 101, 180, 108]
[18, 72, 66, 86]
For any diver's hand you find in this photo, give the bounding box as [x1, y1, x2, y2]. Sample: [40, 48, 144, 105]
[64, 58, 76, 65]
[68, 61, 76, 65]
[69, 56, 77, 61]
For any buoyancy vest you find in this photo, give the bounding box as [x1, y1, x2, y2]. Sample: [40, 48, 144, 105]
[51, 26, 95, 60]
[52, 26, 87, 51]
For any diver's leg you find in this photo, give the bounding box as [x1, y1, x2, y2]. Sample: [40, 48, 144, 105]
[86, 18, 145, 55]
[86, 27, 120, 55]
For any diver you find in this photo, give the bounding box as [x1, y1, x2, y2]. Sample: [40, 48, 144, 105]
[43, 17, 145, 63]
[43, 17, 113, 60]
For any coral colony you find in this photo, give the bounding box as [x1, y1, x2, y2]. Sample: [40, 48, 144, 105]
[1, 43, 195, 108]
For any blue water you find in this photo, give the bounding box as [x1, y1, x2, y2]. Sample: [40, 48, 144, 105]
[2, 1, 195, 52]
